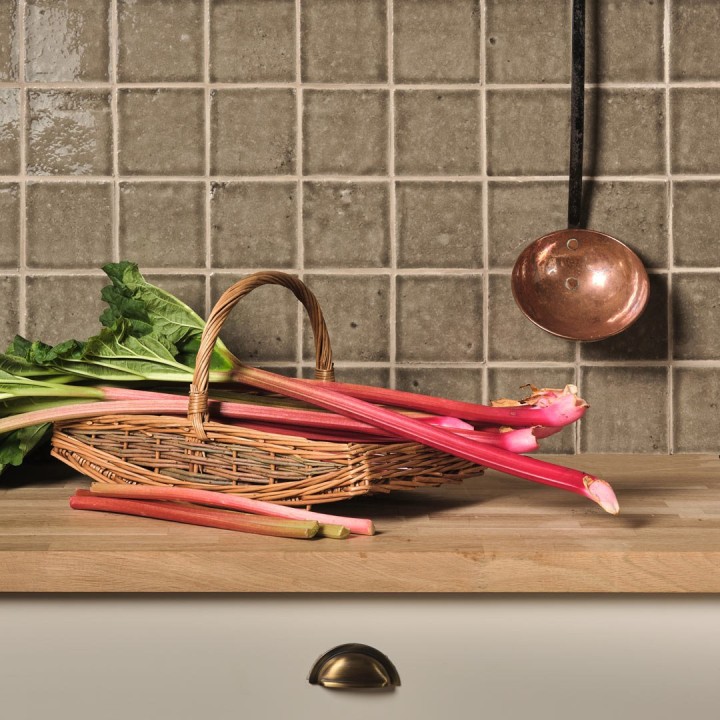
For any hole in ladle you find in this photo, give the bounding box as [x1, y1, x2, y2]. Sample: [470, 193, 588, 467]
[567, 238, 579, 250]
[565, 277, 579, 290]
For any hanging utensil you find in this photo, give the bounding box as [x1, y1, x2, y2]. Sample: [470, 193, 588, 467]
[511, 0, 649, 342]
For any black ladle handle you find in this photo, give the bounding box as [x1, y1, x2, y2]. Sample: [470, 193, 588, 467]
[568, 0, 585, 229]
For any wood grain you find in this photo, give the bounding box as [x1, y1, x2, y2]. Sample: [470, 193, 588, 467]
[1, 454, 719, 592]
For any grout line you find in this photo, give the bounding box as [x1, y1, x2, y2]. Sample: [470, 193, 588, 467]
[110, 0, 119, 263]
[17, 0, 26, 336]
[480, 0, 489, 406]
[387, 0, 397, 390]
[664, 0, 675, 453]
[295, 0, 303, 376]
[203, 0, 212, 317]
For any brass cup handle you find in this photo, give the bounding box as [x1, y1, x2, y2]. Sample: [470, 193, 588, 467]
[308, 644, 401, 690]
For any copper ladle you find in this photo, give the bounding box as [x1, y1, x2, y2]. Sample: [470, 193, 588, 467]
[511, 0, 649, 342]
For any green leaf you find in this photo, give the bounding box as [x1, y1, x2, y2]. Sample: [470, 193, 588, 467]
[0, 423, 52, 476]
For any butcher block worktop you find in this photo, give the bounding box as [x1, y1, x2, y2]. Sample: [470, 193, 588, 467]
[1, 454, 719, 592]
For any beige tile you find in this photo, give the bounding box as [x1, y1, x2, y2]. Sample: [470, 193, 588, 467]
[673, 273, 720, 361]
[118, 89, 205, 176]
[0, 276, 19, 347]
[0, 89, 20, 175]
[145, 274, 206, 319]
[396, 275, 482, 362]
[120, 182, 206, 268]
[210, 182, 297, 268]
[673, 368, 720, 453]
[671, 0, 720, 80]
[302, 275, 390, 362]
[0, 0, 18, 81]
[303, 90, 388, 175]
[579, 367, 668, 453]
[0, 184, 19, 268]
[487, 274, 575, 362]
[26, 275, 106, 344]
[27, 90, 112, 176]
[25, 0, 109, 81]
[394, 0, 479, 83]
[671, 89, 720, 174]
[396, 367, 483, 404]
[580, 274, 668, 361]
[397, 182, 482, 268]
[210, 0, 295, 82]
[302, 0, 387, 82]
[395, 90, 481, 175]
[673, 182, 720, 267]
[210, 274, 298, 362]
[487, 367, 577, 454]
[303, 182, 389, 268]
[118, 0, 203, 82]
[211, 89, 296, 176]
[486, 0, 568, 84]
[26, 182, 112, 269]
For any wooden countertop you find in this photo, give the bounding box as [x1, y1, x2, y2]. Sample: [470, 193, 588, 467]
[1, 454, 719, 592]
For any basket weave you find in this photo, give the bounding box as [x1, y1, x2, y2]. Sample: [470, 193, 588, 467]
[51, 272, 481, 506]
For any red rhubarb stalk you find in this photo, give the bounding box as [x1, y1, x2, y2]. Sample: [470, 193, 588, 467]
[88, 483, 375, 536]
[233, 366, 619, 514]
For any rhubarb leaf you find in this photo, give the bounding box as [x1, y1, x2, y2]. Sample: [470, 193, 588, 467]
[0, 423, 52, 476]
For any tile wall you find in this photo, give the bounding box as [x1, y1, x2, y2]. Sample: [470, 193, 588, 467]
[0, 0, 718, 453]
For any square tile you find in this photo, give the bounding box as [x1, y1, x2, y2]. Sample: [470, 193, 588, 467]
[673, 368, 720, 453]
[396, 367, 483, 404]
[118, 0, 203, 82]
[118, 89, 205, 175]
[673, 273, 720, 360]
[487, 274, 575, 362]
[580, 274, 668, 361]
[26, 182, 112, 268]
[26, 275, 107, 344]
[671, 89, 720, 174]
[210, 0, 295, 82]
[579, 367, 668, 453]
[397, 182, 482, 268]
[145, 274, 206, 318]
[302, 0, 386, 82]
[211, 89, 296, 176]
[671, 0, 720, 80]
[394, 0, 479, 83]
[487, 89, 665, 176]
[585, 0, 664, 82]
[485, 0, 568, 84]
[303, 90, 387, 175]
[0, 276, 19, 347]
[120, 182, 206, 268]
[0, 89, 20, 175]
[0, 0, 18, 81]
[487, 181, 566, 268]
[302, 275, 390, 362]
[27, 90, 112, 176]
[303, 182, 389, 268]
[211, 274, 298, 362]
[487, 367, 577, 454]
[396, 275, 482, 362]
[673, 182, 720, 267]
[211, 181, 297, 268]
[301, 365, 390, 387]
[395, 90, 481, 175]
[25, 0, 109, 81]
[0, 184, 19, 268]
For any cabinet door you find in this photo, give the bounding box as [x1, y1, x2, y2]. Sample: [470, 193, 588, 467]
[1, 596, 719, 720]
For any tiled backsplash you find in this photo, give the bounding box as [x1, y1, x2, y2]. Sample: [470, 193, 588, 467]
[0, 0, 718, 454]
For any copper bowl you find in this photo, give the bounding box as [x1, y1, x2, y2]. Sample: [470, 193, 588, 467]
[511, 228, 650, 342]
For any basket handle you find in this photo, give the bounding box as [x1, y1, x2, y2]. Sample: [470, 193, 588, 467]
[188, 271, 334, 438]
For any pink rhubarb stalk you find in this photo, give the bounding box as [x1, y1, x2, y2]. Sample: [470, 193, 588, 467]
[88, 483, 375, 536]
[233, 366, 619, 514]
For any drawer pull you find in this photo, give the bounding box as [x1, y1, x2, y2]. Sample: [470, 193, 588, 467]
[308, 643, 401, 690]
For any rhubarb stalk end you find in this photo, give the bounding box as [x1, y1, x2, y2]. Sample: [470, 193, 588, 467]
[584, 476, 620, 515]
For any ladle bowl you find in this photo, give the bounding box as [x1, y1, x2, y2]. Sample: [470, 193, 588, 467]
[511, 228, 650, 342]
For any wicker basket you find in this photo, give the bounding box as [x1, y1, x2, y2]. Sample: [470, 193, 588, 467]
[51, 272, 481, 506]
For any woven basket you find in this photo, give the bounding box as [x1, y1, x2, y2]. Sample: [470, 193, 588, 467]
[51, 272, 481, 506]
